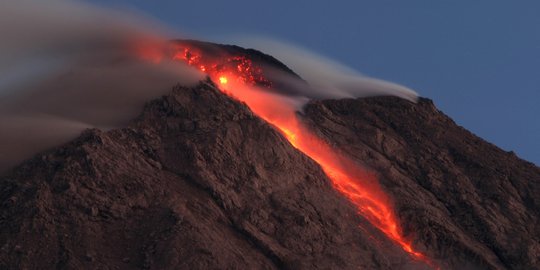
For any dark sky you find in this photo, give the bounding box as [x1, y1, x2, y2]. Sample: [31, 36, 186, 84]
[90, 0, 540, 165]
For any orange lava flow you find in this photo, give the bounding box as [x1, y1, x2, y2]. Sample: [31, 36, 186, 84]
[166, 44, 436, 268]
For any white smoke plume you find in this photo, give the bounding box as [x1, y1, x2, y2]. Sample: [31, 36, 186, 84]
[234, 37, 418, 102]
[0, 0, 202, 171]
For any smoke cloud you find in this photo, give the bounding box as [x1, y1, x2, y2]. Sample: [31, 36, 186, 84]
[0, 1, 420, 172]
[0, 0, 202, 171]
[234, 37, 418, 102]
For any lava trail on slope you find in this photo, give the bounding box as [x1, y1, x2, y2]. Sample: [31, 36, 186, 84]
[146, 40, 437, 268]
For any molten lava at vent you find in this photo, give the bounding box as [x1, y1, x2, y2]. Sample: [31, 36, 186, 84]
[171, 44, 272, 88]
[155, 42, 436, 268]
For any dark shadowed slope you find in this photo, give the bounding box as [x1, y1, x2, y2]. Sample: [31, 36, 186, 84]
[303, 97, 540, 269]
[0, 81, 430, 269]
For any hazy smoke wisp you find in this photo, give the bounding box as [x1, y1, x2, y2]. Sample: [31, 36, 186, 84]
[0, 0, 202, 171]
[234, 37, 418, 102]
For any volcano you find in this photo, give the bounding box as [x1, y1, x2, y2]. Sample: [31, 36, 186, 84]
[0, 41, 538, 270]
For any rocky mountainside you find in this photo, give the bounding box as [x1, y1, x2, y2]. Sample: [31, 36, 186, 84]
[0, 81, 428, 270]
[0, 43, 538, 270]
[303, 97, 540, 269]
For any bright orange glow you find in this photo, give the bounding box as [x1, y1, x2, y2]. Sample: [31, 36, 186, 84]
[166, 43, 437, 269]
[219, 76, 228, 84]
[170, 43, 272, 88]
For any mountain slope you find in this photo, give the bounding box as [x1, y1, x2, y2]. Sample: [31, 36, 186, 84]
[0, 81, 429, 269]
[303, 97, 540, 269]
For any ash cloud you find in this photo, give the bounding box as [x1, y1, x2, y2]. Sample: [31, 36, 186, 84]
[235, 37, 418, 102]
[0, 0, 202, 172]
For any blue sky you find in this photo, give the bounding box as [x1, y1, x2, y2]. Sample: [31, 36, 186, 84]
[90, 0, 540, 165]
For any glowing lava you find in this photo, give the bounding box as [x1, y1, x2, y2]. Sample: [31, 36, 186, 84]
[219, 76, 228, 84]
[166, 42, 436, 268]
[171, 43, 272, 88]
